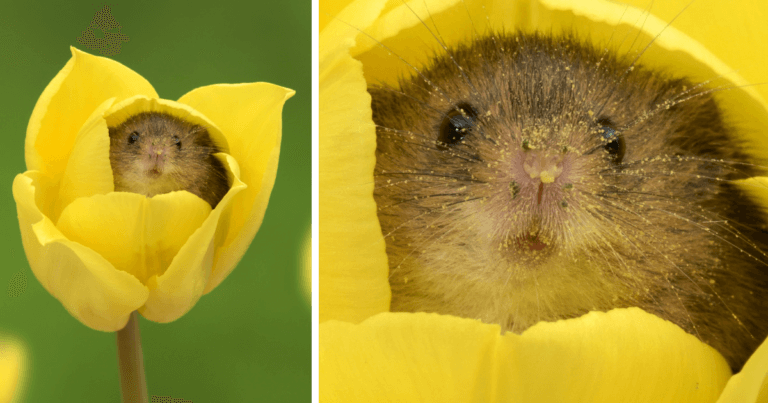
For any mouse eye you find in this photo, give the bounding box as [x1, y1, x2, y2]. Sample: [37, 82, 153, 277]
[438, 102, 478, 146]
[172, 135, 181, 148]
[596, 118, 625, 164]
[129, 131, 140, 144]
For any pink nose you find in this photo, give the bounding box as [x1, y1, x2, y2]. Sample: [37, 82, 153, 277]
[148, 145, 166, 171]
[522, 150, 564, 185]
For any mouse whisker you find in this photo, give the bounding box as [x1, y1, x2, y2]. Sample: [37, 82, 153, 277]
[372, 84, 451, 116]
[643, 206, 758, 335]
[603, 155, 767, 175]
[598, 189, 768, 269]
[586, 190, 754, 330]
[593, 0, 697, 119]
[397, 0, 481, 97]
[377, 192, 476, 211]
[376, 126, 484, 162]
[387, 210, 468, 280]
[375, 170, 486, 184]
[621, 81, 768, 133]
[598, 170, 746, 187]
[331, 14, 458, 106]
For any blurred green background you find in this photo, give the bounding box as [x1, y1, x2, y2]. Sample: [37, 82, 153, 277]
[0, 1, 310, 401]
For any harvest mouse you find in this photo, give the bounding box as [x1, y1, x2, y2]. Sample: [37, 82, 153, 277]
[371, 31, 768, 370]
[108, 112, 229, 208]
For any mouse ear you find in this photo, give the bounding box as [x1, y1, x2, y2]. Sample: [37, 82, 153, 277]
[104, 95, 230, 154]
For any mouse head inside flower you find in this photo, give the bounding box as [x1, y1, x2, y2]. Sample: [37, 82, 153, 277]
[106, 98, 231, 208]
[13, 47, 293, 331]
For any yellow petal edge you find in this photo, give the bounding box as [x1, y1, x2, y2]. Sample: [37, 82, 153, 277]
[319, 0, 393, 324]
[321, 309, 731, 403]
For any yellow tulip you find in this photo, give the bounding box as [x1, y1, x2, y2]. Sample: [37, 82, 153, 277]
[0, 335, 27, 403]
[13, 47, 294, 332]
[319, 0, 768, 401]
[301, 226, 312, 304]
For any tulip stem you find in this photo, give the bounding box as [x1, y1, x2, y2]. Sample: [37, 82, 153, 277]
[116, 311, 149, 403]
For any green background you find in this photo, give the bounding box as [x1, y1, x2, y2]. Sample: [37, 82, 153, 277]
[0, 1, 310, 401]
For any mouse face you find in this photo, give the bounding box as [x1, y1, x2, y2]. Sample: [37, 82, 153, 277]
[371, 32, 768, 370]
[109, 112, 230, 208]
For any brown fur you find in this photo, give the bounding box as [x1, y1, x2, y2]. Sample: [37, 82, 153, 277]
[108, 112, 229, 208]
[371, 32, 768, 371]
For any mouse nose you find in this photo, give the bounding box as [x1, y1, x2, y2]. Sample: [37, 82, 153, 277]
[148, 142, 165, 156]
[519, 150, 565, 206]
[146, 143, 166, 172]
[522, 150, 563, 184]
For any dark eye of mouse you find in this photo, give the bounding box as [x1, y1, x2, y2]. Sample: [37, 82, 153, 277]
[129, 131, 140, 144]
[597, 118, 625, 164]
[172, 135, 181, 149]
[438, 103, 478, 146]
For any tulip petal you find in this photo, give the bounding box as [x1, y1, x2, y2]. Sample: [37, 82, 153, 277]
[54, 97, 116, 221]
[176, 83, 293, 294]
[0, 335, 26, 403]
[13, 172, 149, 332]
[139, 153, 245, 322]
[56, 191, 212, 285]
[26, 47, 158, 176]
[300, 226, 311, 304]
[734, 177, 768, 218]
[319, 0, 393, 324]
[716, 335, 768, 403]
[321, 308, 731, 402]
